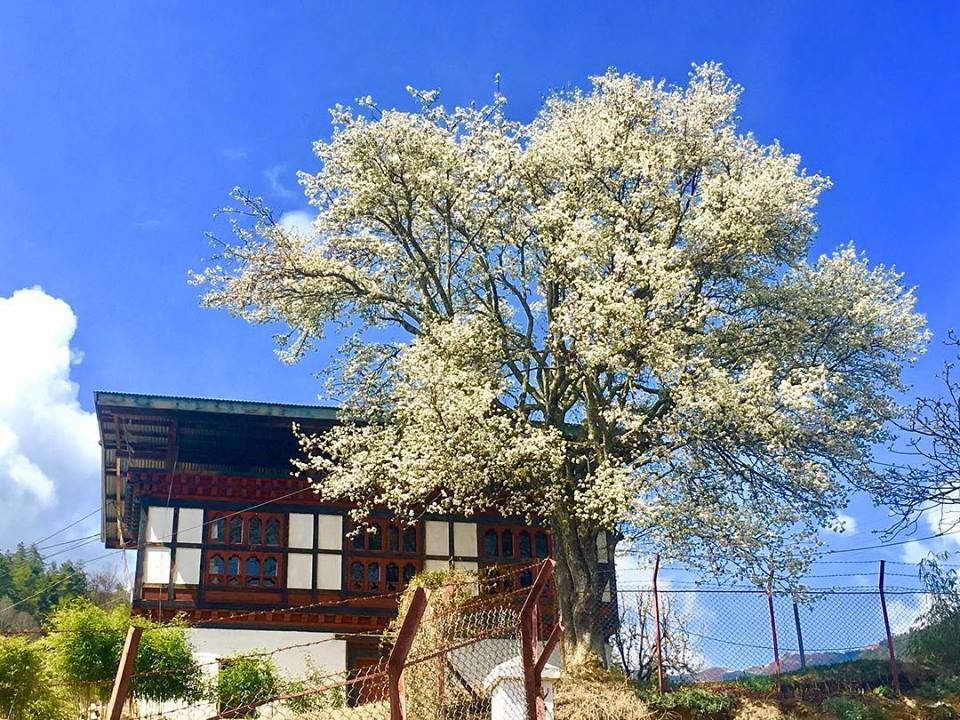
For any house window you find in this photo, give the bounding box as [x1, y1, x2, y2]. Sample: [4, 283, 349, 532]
[204, 551, 282, 589]
[348, 520, 418, 554]
[207, 512, 284, 546]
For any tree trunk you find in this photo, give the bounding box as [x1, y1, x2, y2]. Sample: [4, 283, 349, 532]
[550, 510, 611, 669]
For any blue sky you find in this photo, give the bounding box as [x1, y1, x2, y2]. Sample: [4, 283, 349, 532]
[1, 2, 959, 574]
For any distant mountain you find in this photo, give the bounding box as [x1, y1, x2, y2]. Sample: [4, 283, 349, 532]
[684, 648, 866, 682]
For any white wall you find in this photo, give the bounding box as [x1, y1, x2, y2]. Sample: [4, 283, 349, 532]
[187, 628, 347, 678]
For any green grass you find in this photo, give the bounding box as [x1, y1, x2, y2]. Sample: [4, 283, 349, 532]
[640, 684, 734, 715]
[820, 696, 890, 720]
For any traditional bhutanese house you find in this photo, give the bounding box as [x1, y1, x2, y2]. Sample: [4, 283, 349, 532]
[95, 391, 616, 682]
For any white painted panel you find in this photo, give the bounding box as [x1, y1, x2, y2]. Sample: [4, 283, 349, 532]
[287, 553, 313, 590]
[289, 513, 314, 549]
[317, 554, 341, 590]
[453, 560, 478, 574]
[188, 628, 347, 677]
[317, 514, 343, 550]
[596, 532, 609, 563]
[453, 522, 478, 557]
[424, 558, 450, 573]
[143, 547, 171, 583]
[177, 508, 204, 544]
[174, 547, 201, 585]
[146, 506, 174, 543]
[425, 521, 449, 557]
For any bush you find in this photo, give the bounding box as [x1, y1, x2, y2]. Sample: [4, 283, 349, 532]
[0, 636, 70, 720]
[821, 696, 889, 720]
[45, 598, 202, 704]
[908, 560, 960, 672]
[215, 655, 280, 717]
[641, 684, 734, 716]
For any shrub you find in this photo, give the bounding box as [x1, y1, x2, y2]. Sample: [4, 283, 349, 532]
[821, 696, 889, 720]
[641, 684, 734, 716]
[45, 598, 202, 704]
[907, 559, 960, 672]
[0, 635, 70, 720]
[215, 655, 280, 717]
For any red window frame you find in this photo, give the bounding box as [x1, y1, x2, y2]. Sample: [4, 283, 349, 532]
[207, 511, 285, 547]
[205, 550, 283, 589]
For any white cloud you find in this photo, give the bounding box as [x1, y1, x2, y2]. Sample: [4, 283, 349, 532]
[899, 498, 960, 563]
[827, 513, 858, 536]
[264, 163, 297, 199]
[279, 209, 315, 236]
[0, 287, 99, 550]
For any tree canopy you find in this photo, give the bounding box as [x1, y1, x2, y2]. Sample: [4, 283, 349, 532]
[199, 65, 927, 653]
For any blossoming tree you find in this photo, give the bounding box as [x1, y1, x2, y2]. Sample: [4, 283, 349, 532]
[198, 65, 927, 661]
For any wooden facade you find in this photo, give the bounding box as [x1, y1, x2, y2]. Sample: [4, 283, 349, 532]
[95, 392, 616, 661]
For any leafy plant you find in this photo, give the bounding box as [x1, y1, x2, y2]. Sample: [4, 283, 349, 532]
[215, 655, 280, 717]
[821, 696, 890, 720]
[907, 559, 960, 672]
[641, 684, 733, 715]
[0, 635, 71, 720]
[45, 598, 202, 704]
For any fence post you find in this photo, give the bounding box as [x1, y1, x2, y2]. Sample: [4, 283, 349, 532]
[766, 570, 781, 696]
[652, 554, 665, 695]
[520, 559, 557, 720]
[105, 625, 142, 720]
[878, 560, 901, 695]
[387, 586, 429, 720]
[792, 596, 806, 671]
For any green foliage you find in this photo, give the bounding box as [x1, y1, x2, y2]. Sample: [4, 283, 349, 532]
[0, 545, 90, 623]
[640, 684, 734, 715]
[732, 674, 777, 692]
[45, 598, 126, 702]
[820, 696, 890, 720]
[131, 618, 204, 702]
[45, 598, 202, 704]
[906, 560, 960, 672]
[0, 636, 46, 718]
[215, 655, 280, 717]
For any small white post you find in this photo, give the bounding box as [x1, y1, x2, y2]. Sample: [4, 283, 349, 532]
[485, 656, 561, 720]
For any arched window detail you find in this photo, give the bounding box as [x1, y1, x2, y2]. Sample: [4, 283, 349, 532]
[209, 555, 225, 584]
[248, 518, 262, 545]
[386, 563, 399, 590]
[535, 532, 549, 558]
[246, 557, 261, 586]
[227, 556, 240, 585]
[350, 562, 364, 591]
[229, 517, 243, 544]
[403, 563, 417, 583]
[388, 525, 399, 552]
[501, 530, 514, 558]
[367, 563, 380, 591]
[263, 557, 277, 586]
[368, 525, 382, 551]
[402, 527, 417, 553]
[210, 518, 225, 542]
[518, 532, 532, 559]
[265, 519, 280, 546]
[484, 530, 499, 557]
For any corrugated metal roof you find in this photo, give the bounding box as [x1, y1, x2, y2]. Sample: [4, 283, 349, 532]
[94, 391, 339, 420]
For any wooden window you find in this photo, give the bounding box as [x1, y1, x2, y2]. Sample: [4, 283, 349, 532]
[535, 532, 549, 558]
[249, 517, 262, 545]
[484, 530, 498, 557]
[227, 556, 240, 585]
[229, 517, 243, 544]
[501, 530, 514, 558]
[208, 555, 225, 585]
[518, 531, 532, 559]
[265, 518, 280, 546]
[210, 518, 225, 542]
[348, 520, 418, 555]
[207, 512, 284, 546]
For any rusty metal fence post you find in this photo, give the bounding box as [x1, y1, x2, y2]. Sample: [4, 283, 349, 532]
[652, 554, 665, 695]
[388, 586, 429, 720]
[792, 595, 806, 671]
[878, 560, 901, 695]
[766, 570, 781, 696]
[106, 625, 143, 720]
[520, 559, 562, 720]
